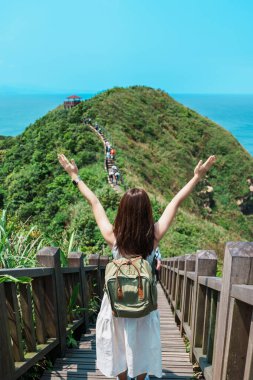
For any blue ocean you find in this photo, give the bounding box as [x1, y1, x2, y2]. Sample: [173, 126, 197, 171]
[0, 93, 253, 157]
[0, 93, 93, 136]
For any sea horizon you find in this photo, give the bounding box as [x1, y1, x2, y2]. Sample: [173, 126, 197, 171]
[0, 92, 253, 157]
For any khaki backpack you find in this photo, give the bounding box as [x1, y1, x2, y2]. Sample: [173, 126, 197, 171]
[104, 256, 158, 318]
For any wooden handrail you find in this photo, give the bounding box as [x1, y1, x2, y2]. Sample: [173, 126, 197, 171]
[160, 242, 253, 380]
[1, 242, 253, 380]
[0, 247, 106, 380]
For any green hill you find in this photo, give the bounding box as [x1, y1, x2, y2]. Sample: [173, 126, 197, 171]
[0, 86, 252, 259]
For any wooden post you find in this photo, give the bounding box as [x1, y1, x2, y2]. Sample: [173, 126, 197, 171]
[32, 277, 47, 343]
[244, 313, 253, 380]
[168, 258, 175, 301]
[88, 254, 102, 299]
[165, 260, 170, 292]
[99, 256, 109, 296]
[163, 259, 168, 286]
[37, 247, 67, 356]
[68, 252, 89, 331]
[175, 256, 186, 313]
[171, 257, 179, 307]
[19, 284, 37, 352]
[5, 282, 24, 361]
[190, 250, 217, 362]
[212, 242, 253, 380]
[202, 287, 212, 355]
[0, 284, 15, 380]
[160, 260, 164, 285]
[206, 289, 218, 364]
[180, 254, 196, 336]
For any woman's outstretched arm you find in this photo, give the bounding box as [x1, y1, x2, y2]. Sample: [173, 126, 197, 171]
[154, 155, 216, 242]
[58, 154, 115, 247]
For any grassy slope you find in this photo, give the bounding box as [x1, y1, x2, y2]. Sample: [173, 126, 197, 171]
[0, 86, 252, 259]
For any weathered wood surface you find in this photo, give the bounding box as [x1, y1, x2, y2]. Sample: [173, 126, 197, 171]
[41, 284, 194, 379]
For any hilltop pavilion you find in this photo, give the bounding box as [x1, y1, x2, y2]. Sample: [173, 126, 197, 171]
[64, 95, 81, 109]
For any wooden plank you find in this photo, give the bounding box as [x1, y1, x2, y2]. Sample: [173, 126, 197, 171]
[244, 310, 253, 380]
[188, 279, 193, 327]
[44, 274, 58, 337]
[174, 257, 185, 312]
[165, 261, 170, 292]
[32, 277, 47, 343]
[171, 258, 178, 303]
[198, 276, 222, 292]
[5, 282, 24, 361]
[168, 258, 175, 298]
[62, 267, 80, 274]
[194, 284, 206, 348]
[207, 289, 218, 364]
[0, 283, 15, 380]
[231, 284, 253, 306]
[193, 347, 213, 380]
[83, 265, 97, 272]
[210, 290, 220, 369]
[19, 283, 37, 352]
[202, 287, 211, 355]
[0, 267, 53, 277]
[186, 272, 195, 281]
[69, 252, 90, 331]
[64, 273, 75, 323]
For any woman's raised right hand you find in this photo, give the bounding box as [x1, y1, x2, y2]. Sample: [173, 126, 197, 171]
[194, 155, 216, 179]
[58, 154, 79, 179]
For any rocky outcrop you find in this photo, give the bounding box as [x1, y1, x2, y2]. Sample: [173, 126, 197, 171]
[236, 177, 253, 215]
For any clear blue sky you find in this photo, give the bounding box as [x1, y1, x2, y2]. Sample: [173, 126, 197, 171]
[1, 0, 253, 94]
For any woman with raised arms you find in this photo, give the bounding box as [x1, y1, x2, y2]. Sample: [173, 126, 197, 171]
[58, 153, 216, 380]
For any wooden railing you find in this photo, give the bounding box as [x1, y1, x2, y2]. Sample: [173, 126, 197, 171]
[0, 247, 107, 380]
[160, 242, 253, 380]
[2, 242, 253, 380]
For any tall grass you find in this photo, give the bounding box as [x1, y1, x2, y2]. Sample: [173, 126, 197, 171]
[0, 209, 44, 268]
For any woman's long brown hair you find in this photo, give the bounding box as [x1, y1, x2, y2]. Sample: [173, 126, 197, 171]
[114, 188, 155, 259]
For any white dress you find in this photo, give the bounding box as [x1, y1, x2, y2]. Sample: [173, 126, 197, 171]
[96, 248, 162, 378]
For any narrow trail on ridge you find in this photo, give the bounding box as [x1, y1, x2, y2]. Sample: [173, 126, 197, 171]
[85, 122, 124, 195]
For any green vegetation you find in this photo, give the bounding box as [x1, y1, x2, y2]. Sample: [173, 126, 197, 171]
[0, 110, 120, 260]
[0, 209, 43, 268]
[0, 86, 252, 263]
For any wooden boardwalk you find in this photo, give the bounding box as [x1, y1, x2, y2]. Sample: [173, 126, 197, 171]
[41, 284, 194, 379]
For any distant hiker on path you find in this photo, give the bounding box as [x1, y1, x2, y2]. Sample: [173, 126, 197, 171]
[58, 153, 216, 380]
[108, 168, 114, 183]
[106, 142, 111, 153]
[110, 148, 116, 160]
[115, 171, 120, 185]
